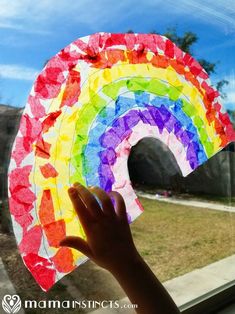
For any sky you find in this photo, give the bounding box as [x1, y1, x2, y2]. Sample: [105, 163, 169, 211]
[0, 0, 234, 111]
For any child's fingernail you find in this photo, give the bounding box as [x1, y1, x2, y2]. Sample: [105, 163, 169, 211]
[68, 187, 76, 195]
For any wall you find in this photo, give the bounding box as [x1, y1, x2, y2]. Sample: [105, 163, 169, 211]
[128, 138, 235, 197]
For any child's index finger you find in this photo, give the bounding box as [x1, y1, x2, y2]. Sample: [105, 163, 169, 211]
[68, 186, 94, 227]
[73, 183, 104, 219]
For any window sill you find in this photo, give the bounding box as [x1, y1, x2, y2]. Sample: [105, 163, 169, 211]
[163, 254, 235, 313]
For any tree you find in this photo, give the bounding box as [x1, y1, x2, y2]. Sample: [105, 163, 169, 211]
[227, 109, 235, 128]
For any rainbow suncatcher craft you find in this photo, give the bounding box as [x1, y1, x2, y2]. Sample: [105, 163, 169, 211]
[8, 33, 235, 291]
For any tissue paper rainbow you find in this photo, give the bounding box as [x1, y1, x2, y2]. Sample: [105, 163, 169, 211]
[8, 33, 235, 291]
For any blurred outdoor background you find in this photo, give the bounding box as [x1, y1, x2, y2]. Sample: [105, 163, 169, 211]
[0, 1, 235, 313]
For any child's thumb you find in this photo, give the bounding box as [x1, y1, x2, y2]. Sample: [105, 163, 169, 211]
[60, 236, 92, 259]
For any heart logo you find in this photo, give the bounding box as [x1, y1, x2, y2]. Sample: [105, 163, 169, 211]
[2, 295, 22, 314]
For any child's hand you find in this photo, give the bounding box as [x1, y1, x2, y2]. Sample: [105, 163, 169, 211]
[60, 183, 139, 272]
[60, 183, 180, 313]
